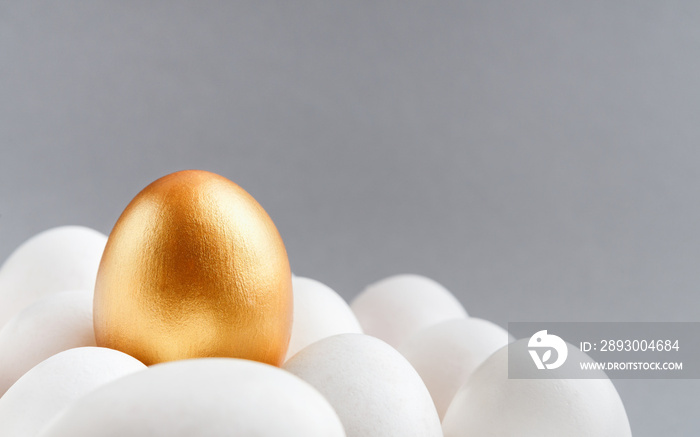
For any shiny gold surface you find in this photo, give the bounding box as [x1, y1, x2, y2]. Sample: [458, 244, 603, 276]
[94, 170, 292, 366]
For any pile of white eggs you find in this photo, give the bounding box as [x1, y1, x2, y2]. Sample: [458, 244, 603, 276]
[0, 226, 632, 436]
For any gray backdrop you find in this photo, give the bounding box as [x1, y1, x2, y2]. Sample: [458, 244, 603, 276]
[1, 2, 698, 435]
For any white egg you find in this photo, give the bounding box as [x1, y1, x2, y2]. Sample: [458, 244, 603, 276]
[442, 339, 632, 437]
[286, 276, 362, 361]
[0, 290, 96, 396]
[0, 347, 145, 437]
[0, 226, 107, 328]
[38, 358, 345, 437]
[350, 274, 467, 348]
[284, 333, 442, 437]
[397, 317, 512, 419]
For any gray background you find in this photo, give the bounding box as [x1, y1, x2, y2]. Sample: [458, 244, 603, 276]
[1, 1, 698, 434]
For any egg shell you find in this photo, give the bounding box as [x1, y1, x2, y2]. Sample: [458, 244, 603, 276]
[0, 290, 96, 396]
[397, 317, 512, 419]
[442, 339, 632, 437]
[284, 333, 442, 437]
[0, 347, 146, 437]
[285, 276, 362, 361]
[0, 226, 106, 329]
[38, 358, 345, 437]
[93, 170, 293, 366]
[351, 274, 468, 348]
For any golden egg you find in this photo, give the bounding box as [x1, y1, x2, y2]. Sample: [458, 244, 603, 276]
[93, 170, 293, 366]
